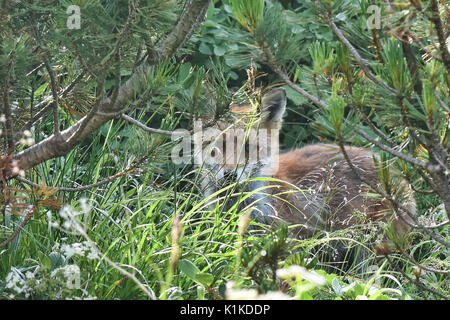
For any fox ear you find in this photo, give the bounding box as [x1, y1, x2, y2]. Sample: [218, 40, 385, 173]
[260, 88, 286, 129]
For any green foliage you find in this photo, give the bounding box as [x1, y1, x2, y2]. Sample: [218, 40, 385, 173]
[230, 0, 264, 34]
[1, 0, 449, 301]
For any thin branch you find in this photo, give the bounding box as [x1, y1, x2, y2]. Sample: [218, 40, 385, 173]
[26, 62, 45, 77]
[121, 114, 180, 136]
[261, 45, 328, 109]
[17, 72, 85, 141]
[353, 125, 440, 173]
[434, 93, 450, 113]
[429, 0, 450, 74]
[329, 20, 397, 95]
[351, 102, 396, 147]
[146, 0, 209, 65]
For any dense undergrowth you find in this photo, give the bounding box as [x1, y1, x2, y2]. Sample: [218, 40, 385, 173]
[0, 0, 449, 300]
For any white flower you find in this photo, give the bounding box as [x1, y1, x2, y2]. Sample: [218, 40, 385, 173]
[225, 281, 259, 300]
[5, 270, 26, 294]
[276, 265, 326, 286]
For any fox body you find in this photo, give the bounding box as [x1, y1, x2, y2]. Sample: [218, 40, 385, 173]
[198, 88, 415, 239]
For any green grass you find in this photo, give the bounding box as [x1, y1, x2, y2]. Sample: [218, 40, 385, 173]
[0, 114, 448, 300]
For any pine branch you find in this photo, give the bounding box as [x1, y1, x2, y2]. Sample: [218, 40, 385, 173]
[329, 20, 397, 95]
[429, 0, 450, 75]
[121, 114, 179, 136]
[12, 0, 211, 172]
[15, 72, 85, 144]
[260, 44, 328, 109]
[335, 136, 450, 249]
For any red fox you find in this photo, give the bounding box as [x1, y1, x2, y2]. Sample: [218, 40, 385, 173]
[197, 87, 416, 241]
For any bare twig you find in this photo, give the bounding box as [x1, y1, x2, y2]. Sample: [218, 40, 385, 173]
[434, 93, 450, 113]
[261, 45, 328, 109]
[353, 125, 440, 173]
[26, 62, 45, 77]
[329, 20, 397, 95]
[121, 114, 179, 136]
[17, 72, 85, 141]
[351, 102, 396, 147]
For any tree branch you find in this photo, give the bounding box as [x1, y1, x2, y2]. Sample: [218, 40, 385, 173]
[329, 20, 397, 95]
[121, 114, 179, 136]
[261, 45, 328, 109]
[429, 0, 450, 75]
[16, 72, 85, 143]
[12, 0, 211, 172]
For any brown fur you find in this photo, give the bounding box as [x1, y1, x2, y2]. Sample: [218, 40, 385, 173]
[267, 144, 415, 238]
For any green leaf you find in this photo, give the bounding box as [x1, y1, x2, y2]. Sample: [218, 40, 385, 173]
[331, 277, 343, 296]
[195, 273, 214, 286]
[283, 85, 308, 105]
[179, 259, 200, 281]
[213, 44, 227, 56]
[369, 291, 391, 300]
[199, 42, 212, 55]
[49, 252, 66, 270]
[34, 82, 49, 97]
[299, 291, 313, 300]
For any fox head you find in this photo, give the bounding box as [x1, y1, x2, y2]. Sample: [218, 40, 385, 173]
[196, 87, 287, 214]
